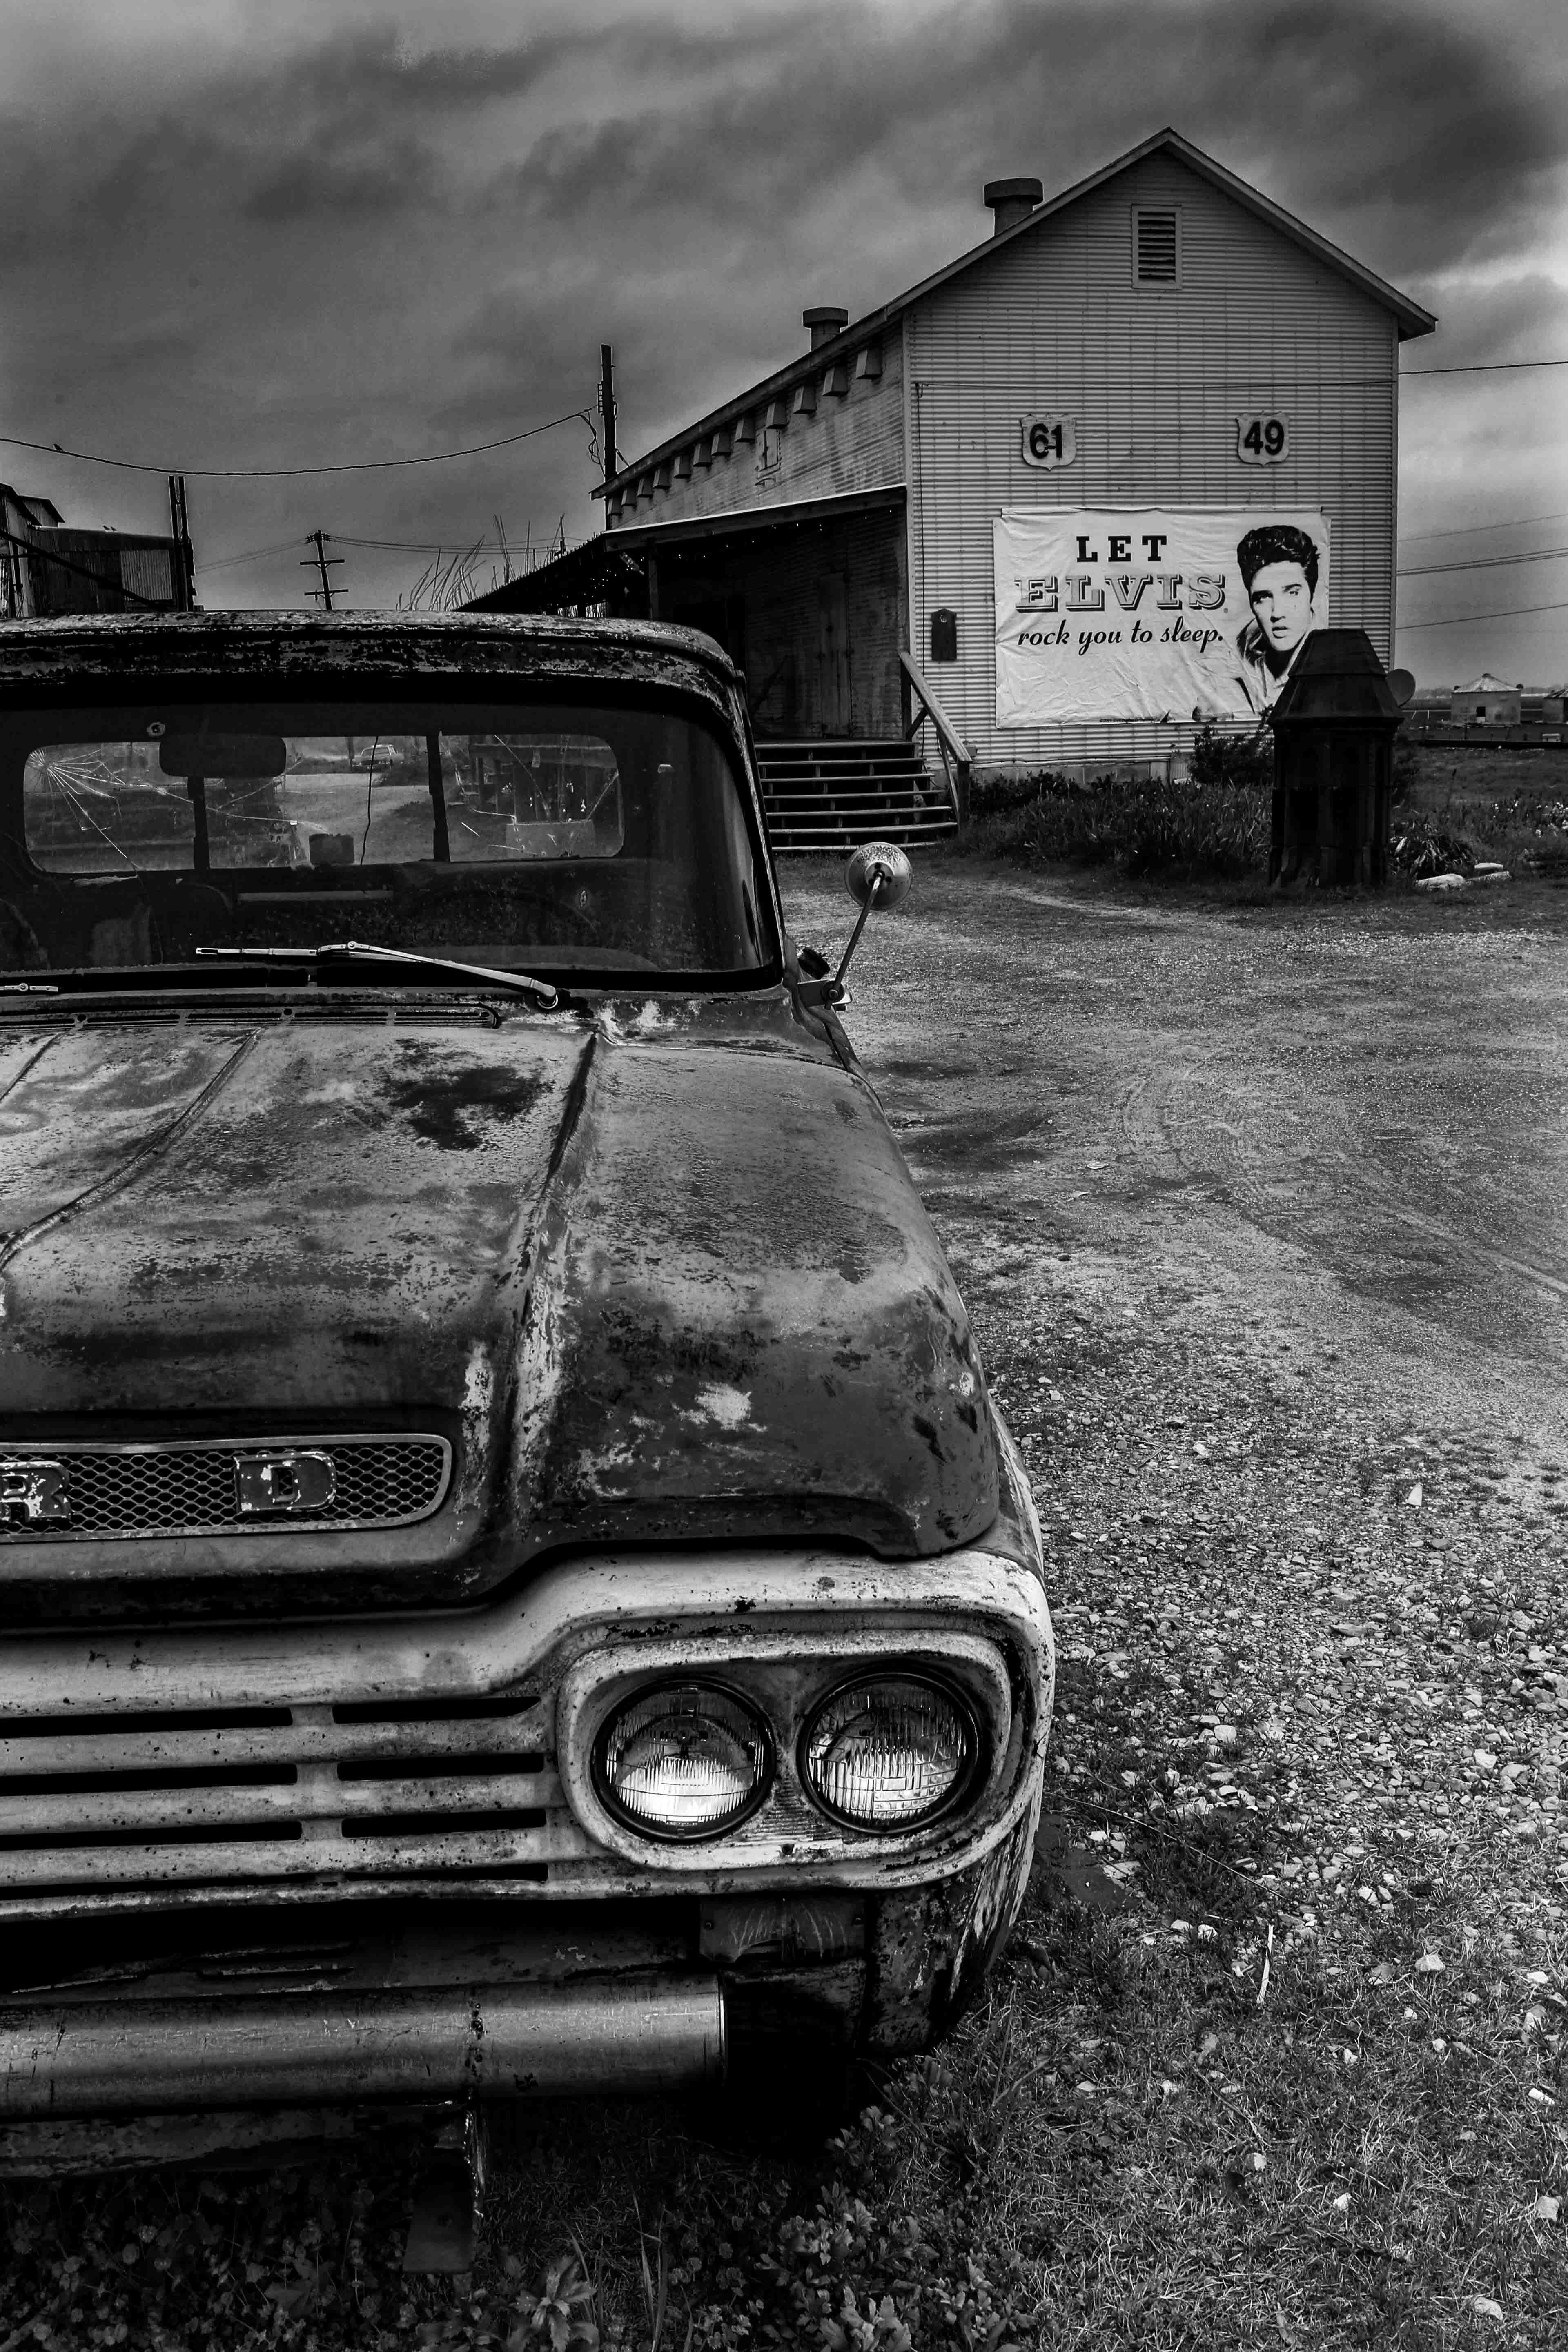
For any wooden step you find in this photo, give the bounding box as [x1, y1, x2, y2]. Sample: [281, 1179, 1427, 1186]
[754, 736, 955, 849]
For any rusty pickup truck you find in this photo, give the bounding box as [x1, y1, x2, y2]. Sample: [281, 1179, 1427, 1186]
[0, 612, 1052, 2177]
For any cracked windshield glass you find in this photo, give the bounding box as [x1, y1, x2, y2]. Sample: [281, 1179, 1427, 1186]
[2, 699, 773, 984]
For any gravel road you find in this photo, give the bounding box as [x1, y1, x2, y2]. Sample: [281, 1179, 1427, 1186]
[782, 855, 1568, 1956]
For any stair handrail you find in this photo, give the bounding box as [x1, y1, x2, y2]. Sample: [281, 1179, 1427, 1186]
[899, 651, 973, 825]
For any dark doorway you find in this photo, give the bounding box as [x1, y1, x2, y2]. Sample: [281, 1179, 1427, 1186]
[669, 595, 746, 674]
[647, 497, 906, 741]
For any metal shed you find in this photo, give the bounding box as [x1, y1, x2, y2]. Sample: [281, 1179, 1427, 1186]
[1448, 674, 1524, 726]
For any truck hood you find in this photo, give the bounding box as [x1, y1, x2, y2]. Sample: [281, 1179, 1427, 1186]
[0, 996, 996, 1617]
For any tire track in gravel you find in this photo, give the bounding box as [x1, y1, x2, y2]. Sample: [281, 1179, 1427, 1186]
[1116, 1058, 1568, 1353]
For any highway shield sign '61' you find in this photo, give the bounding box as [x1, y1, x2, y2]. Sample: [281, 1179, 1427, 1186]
[1020, 414, 1076, 471]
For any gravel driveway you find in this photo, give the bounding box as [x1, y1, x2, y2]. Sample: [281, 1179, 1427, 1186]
[782, 855, 1568, 1950]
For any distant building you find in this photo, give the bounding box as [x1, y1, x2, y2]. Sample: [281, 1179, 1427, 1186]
[1448, 673, 1523, 726]
[494, 129, 1434, 823]
[0, 484, 194, 619]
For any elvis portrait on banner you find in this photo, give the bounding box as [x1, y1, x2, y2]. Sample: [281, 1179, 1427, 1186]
[992, 508, 1330, 726]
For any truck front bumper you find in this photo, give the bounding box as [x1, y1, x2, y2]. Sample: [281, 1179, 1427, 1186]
[0, 1970, 726, 2119]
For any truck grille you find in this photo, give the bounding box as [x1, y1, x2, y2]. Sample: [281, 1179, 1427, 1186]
[0, 1693, 596, 1895]
[0, 1436, 450, 1541]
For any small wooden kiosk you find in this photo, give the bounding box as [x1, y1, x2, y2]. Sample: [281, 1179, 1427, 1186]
[1269, 629, 1404, 889]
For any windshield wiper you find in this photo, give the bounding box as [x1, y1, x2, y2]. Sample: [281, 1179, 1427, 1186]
[193, 940, 559, 1007]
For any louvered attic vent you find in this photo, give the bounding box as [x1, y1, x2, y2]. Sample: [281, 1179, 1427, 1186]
[1134, 209, 1179, 284]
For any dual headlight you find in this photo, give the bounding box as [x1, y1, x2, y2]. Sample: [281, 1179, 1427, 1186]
[593, 1672, 977, 1843]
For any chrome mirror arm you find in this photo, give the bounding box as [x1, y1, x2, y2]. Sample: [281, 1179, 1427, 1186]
[833, 870, 885, 990]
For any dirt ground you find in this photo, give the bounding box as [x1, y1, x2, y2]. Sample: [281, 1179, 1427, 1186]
[786, 851, 1568, 1917]
[775, 852, 1568, 2340]
[4, 859, 1566, 2349]
[791, 852, 1568, 1517]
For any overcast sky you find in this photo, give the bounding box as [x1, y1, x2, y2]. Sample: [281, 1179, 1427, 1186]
[3, 0, 1564, 682]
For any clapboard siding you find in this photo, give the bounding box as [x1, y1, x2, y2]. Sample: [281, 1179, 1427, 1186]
[905, 152, 1399, 771]
[615, 335, 905, 529]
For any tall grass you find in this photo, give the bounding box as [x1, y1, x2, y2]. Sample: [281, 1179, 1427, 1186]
[960, 769, 1271, 879]
[960, 726, 1273, 879]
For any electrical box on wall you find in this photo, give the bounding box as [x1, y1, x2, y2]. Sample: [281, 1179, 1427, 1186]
[929, 608, 958, 663]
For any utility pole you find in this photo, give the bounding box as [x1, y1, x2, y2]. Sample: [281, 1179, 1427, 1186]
[167, 475, 196, 608]
[302, 529, 343, 610]
[599, 345, 617, 486]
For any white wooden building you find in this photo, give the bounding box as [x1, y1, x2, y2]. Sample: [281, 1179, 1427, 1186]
[588, 128, 1435, 841]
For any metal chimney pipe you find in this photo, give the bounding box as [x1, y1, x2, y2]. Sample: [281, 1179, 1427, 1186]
[984, 178, 1043, 237]
[803, 306, 849, 350]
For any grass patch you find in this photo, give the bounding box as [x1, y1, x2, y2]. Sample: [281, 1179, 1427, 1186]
[961, 728, 1270, 880]
[12, 1889, 1554, 2350]
[960, 771, 1271, 881]
[955, 737, 1568, 899]
[475, 1896, 1563, 2351]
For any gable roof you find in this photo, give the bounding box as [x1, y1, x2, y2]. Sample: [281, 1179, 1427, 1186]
[602, 127, 1437, 499]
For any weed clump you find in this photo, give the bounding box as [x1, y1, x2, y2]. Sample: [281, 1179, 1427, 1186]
[1187, 724, 1273, 792]
[1389, 807, 1477, 879]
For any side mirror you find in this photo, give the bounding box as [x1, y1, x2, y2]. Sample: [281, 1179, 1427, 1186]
[795, 840, 913, 1011]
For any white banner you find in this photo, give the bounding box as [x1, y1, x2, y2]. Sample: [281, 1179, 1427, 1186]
[993, 507, 1330, 727]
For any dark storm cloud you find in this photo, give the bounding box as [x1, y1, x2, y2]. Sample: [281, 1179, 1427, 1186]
[499, 0, 1564, 274]
[0, 23, 564, 252]
[243, 149, 442, 226]
[0, 0, 1559, 619]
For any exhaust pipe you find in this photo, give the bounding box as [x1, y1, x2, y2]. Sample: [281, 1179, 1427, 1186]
[0, 1974, 726, 2117]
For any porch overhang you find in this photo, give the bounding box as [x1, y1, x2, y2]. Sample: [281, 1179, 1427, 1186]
[605, 484, 905, 553]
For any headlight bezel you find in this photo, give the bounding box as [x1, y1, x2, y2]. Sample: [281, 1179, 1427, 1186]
[590, 1674, 775, 1844]
[557, 1613, 1032, 1874]
[798, 1669, 981, 1834]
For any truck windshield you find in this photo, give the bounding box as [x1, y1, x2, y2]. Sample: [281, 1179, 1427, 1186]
[0, 697, 776, 987]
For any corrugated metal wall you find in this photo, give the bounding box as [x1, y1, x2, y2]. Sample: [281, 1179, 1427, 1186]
[904, 152, 1400, 773]
[24, 532, 185, 617]
[612, 334, 905, 530]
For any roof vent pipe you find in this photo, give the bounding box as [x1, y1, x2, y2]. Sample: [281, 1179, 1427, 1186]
[803, 306, 849, 350]
[984, 177, 1043, 236]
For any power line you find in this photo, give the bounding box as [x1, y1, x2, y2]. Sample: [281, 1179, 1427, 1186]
[1399, 546, 1568, 580]
[193, 536, 313, 576]
[0, 408, 593, 481]
[332, 534, 510, 555]
[1402, 357, 1568, 377]
[197, 532, 515, 570]
[1401, 509, 1568, 546]
[2, 355, 1558, 486]
[331, 532, 589, 559]
[1398, 597, 1568, 630]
